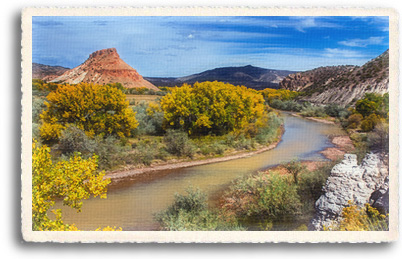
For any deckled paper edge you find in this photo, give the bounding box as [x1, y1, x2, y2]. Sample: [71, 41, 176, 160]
[21, 6, 399, 243]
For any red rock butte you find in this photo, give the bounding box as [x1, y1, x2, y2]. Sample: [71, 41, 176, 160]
[51, 48, 158, 90]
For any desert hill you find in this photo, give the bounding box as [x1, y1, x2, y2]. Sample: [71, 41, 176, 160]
[279, 50, 389, 105]
[51, 48, 158, 90]
[32, 63, 70, 81]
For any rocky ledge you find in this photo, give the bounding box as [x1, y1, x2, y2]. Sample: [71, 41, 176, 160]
[309, 153, 389, 230]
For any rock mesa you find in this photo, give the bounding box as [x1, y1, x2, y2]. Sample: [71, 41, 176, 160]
[52, 48, 158, 90]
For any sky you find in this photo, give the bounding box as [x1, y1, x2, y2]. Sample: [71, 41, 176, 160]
[32, 16, 389, 77]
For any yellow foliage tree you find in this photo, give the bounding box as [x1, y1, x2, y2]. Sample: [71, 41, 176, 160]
[260, 88, 299, 102]
[39, 83, 138, 141]
[160, 81, 267, 135]
[32, 142, 112, 231]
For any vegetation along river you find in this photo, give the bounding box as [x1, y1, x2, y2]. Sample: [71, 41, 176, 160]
[57, 112, 345, 230]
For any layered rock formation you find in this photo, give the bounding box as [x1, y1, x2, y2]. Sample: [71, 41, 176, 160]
[51, 48, 158, 90]
[309, 153, 389, 230]
[32, 63, 70, 81]
[280, 50, 389, 105]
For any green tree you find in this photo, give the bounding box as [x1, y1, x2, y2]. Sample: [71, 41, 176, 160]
[282, 160, 307, 185]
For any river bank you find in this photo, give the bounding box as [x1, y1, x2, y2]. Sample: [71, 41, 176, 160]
[105, 126, 285, 183]
[290, 112, 336, 125]
[256, 134, 354, 177]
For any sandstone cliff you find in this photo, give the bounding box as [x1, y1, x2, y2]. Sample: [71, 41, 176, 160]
[280, 50, 389, 106]
[309, 153, 389, 230]
[51, 48, 158, 90]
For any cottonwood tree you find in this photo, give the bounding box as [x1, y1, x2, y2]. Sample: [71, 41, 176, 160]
[39, 83, 138, 141]
[160, 81, 267, 136]
[32, 142, 112, 231]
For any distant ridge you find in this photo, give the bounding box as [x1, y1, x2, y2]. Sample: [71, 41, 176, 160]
[32, 63, 70, 81]
[145, 65, 297, 90]
[51, 48, 158, 90]
[279, 50, 389, 105]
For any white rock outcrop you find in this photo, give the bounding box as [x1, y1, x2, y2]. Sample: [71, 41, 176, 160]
[309, 153, 388, 230]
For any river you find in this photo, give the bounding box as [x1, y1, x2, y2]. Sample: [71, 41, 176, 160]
[56, 112, 345, 230]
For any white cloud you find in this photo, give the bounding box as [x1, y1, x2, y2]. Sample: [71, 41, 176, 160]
[338, 36, 385, 47]
[323, 48, 365, 58]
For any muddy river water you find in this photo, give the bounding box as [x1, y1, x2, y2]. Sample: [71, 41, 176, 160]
[57, 113, 345, 230]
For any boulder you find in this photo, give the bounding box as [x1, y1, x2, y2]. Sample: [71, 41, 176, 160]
[309, 153, 388, 230]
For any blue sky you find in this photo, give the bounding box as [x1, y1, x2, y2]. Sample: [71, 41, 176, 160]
[32, 16, 389, 77]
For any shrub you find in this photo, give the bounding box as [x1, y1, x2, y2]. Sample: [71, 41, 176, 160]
[164, 187, 208, 214]
[360, 114, 381, 132]
[32, 96, 46, 123]
[224, 172, 302, 224]
[210, 142, 226, 155]
[32, 79, 49, 97]
[124, 87, 166, 96]
[132, 101, 164, 136]
[228, 134, 255, 150]
[324, 104, 350, 118]
[297, 162, 334, 202]
[57, 125, 96, 155]
[300, 105, 326, 117]
[254, 112, 283, 144]
[368, 121, 389, 152]
[355, 93, 382, 118]
[164, 129, 195, 158]
[155, 188, 243, 231]
[129, 139, 167, 166]
[269, 99, 303, 112]
[91, 136, 131, 170]
[349, 132, 370, 163]
[347, 114, 363, 129]
[326, 202, 388, 231]
[106, 82, 125, 91]
[39, 121, 65, 142]
[56, 126, 131, 170]
[32, 123, 40, 141]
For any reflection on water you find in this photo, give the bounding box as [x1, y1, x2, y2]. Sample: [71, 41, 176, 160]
[56, 113, 345, 230]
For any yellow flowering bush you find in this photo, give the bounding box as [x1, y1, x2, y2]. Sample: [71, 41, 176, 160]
[325, 201, 388, 231]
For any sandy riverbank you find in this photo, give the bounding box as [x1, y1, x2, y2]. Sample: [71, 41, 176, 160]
[290, 113, 336, 125]
[262, 134, 355, 176]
